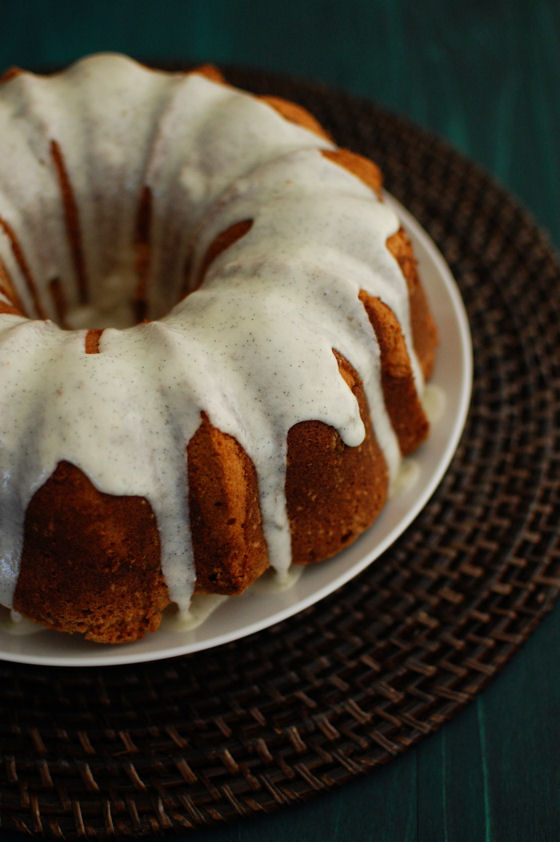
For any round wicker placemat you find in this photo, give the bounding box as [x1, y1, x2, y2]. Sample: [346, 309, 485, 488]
[1, 67, 560, 839]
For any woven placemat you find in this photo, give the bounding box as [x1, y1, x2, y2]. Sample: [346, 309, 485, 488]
[1, 66, 560, 839]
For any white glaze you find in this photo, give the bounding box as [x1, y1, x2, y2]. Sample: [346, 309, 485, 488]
[0, 54, 424, 612]
[0, 608, 42, 636]
[423, 383, 446, 424]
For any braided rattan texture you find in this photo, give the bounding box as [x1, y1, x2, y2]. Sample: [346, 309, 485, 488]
[1, 67, 559, 838]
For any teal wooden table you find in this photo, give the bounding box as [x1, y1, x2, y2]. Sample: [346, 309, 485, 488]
[1, 1, 559, 839]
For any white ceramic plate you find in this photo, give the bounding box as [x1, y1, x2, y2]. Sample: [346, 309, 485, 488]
[0, 198, 472, 667]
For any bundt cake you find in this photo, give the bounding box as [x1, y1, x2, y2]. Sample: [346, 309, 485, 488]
[0, 54, 437, 644]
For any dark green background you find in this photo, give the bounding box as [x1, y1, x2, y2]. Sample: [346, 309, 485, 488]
[1, 1, 559, 840]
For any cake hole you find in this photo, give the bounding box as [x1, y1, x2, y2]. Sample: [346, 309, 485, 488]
[0, 215, 45, 318]
[1, 136, 254, 331]
[48, 277, 67, 328]
[50, 140, 87, 307]
[0, 67, 23, 83]
[133, 185, 152, 325]
[0, 265, 25, 317]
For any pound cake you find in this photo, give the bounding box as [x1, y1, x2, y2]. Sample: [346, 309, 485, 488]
[0, 54, 437, 643]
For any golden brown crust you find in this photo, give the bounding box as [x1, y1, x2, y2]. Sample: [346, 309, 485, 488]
[320, 146, 437, 381]
[287, 351, 388, 564]
[0, 300, 22, 316]
[0, 257, 24, 315]
[321, 148, 383, 197]
[0, 259, 23, 315]
[188, 413, 269, 593]
[0, 215, 45, 319]
[359, 291, 429, 456]
[48, 276, 67, 327]
[260, 95, 332, 141]
[196, 219, 253, 289]
[386, 229, 438, 380]
[14, 461, 169, 643]
[50, 140, 88, 306]
[192, 64, 225, 84]
[85, 328, 103, 354]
